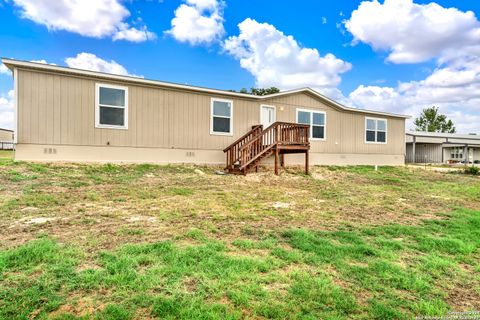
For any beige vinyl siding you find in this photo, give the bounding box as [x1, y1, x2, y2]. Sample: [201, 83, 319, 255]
[17, 68, 405, 157]
[263, 94, 405, 155]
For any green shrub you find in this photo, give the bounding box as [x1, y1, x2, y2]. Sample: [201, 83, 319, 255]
[464, 166, 479, 175]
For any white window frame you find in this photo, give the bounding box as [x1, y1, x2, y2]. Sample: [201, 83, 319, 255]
[210, 98, 233, 136]
[295, 108, 326, 141]
[365, 117, 387, 144]
[95, 83, 128, 130]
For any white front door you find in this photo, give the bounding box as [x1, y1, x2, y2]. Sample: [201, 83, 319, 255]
[260, 105, 276, 128]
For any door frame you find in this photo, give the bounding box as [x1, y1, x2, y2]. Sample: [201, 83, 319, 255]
[260, 104, 276, 128]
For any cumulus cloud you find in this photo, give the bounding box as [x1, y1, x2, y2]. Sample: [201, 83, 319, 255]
[0, 63, 10, 75]
[0, 90, 14, 130]
[65, 53, 142, 77]
[223, 18, 351, 99]
[344, 0, 480, 64]
[343, 0, 480, 133]
[166, 0, 225, 45]
[0, 53, 140, 129]
[12, 0, 156, 42]
[348, 55, 480, 133]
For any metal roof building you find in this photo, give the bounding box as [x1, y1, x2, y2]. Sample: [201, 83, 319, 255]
[406, 131, 480, 164]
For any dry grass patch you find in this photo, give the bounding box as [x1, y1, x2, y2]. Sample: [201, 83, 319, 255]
[1, 160, 480, 319]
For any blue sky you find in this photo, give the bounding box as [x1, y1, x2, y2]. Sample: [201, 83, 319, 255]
[1, 0, 479, 132]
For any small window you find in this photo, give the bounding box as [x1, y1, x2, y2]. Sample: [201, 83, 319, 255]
[95, 84, 128, 129]
[365, 117, 387, 143]
[296, 109, 326, 140]
[211, 98, 233, 135]
[451, 147, 463, 159]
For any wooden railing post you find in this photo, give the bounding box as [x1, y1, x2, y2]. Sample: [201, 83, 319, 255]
[275, 147, 279, 175]
[229, 122, 310, 174]
[275, 124, 279, 144]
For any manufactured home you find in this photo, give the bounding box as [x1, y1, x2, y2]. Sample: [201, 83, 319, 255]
[3, 58, 408, 173]
[0, 128, 14, 150]
[406, 131, 480, 164]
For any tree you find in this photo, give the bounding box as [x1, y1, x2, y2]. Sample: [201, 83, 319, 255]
[237, 87, 280, 96]
[414, 106, 456, 133]
[250, 87, 280, 96]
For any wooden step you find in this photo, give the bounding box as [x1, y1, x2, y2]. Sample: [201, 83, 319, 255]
[223, 122, 310, 175]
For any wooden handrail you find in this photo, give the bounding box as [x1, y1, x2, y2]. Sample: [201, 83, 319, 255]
[223, 125, 264, 171]
[239, 122, 309, 152]
[239, 122, 310, 171]
[223, 125, 263, 152]
[224, 122, 310, 173]
[240, 143, 276, 170]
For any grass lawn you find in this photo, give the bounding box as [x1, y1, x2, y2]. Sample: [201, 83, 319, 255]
[0, 160, 479, 319]
[0, 150, 13, 159]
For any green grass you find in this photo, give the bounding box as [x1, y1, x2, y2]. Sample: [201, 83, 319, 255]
[0, 162, 479, 319]
[1, 209, 479, 319]
[0, 150, 13, 159]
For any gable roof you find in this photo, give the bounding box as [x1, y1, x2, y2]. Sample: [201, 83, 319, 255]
[2, 58, 410, 119]
[0, 128, 14, 132]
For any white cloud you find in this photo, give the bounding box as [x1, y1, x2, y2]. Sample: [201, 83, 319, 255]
[65, 53, 142, 77]
[223, 18, 351, 98]
[0, 54, 139, 130]
[112, 23, 156, 42]
[0, 63, 10, 75]
[344, 0, 480, 63]
[12, 0, 156, 42]
[343, 0, 480, 133]
[348, 55, 480, 133]
[0, 90, 14, 130]
[31, 59, 57, 65]
[166, 0, 225, 45]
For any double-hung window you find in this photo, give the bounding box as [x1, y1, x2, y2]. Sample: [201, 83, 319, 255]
[365, 117, 387, 143]
[211, 98, 233, 135]
[95, 83, 128, 129]
[296, 109, 326, 140]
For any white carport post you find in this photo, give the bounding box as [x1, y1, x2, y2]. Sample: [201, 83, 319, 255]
[464, 144, 469, 165]
[412, 136, 416, 163]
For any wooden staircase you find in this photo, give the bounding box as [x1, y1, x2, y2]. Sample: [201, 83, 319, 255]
[223, 122, 310, 175]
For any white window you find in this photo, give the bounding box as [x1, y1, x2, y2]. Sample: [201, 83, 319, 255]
[211, 98, 233, 135]
[365, 117, 387, 143]
[296, 109, 326, 140]
[95, 83, 128, 129]
[451, 147, 463, 159]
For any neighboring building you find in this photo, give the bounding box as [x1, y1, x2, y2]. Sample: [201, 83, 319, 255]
[0, 128, 14, 150]
[406, 131, 480, 164]
[3, 58, 409, 170]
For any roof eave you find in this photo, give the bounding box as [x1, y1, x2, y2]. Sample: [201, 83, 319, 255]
[2, 58, 260, 100]
[2, 58, 411, 119]
[406, 131, 480, 140]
